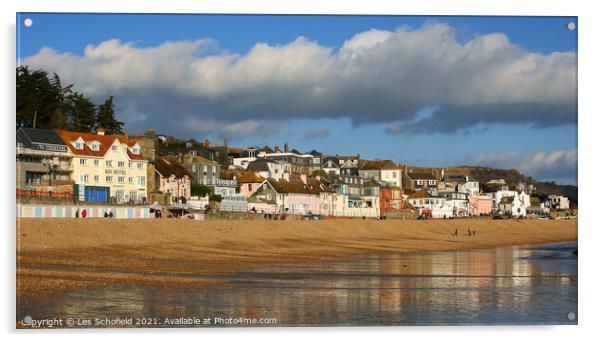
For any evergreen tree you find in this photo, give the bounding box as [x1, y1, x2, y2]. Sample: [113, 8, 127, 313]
[96, 96, 124, 134]
[68, 92, 97, 132]
[48, 73, 74, 129]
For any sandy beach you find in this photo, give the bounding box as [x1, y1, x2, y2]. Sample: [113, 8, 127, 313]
[16, 218, 577, 297]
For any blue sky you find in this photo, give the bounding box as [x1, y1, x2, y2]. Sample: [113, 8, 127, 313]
[17, 13, 578, 184]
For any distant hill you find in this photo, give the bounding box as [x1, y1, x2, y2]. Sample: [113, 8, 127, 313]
[400, 164, 578, 205]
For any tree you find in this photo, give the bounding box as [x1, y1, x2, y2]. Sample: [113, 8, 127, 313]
[209, 194, 223, 203]
[191, 184, 211, 197]
[16, 66, 56, 129]
[311, 169, 327, 178]
[48, 73, 74, 129]
[67, 93, 97, 132]
[96, 96, 124, 134]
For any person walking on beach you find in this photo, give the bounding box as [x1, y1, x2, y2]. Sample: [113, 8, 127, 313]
[452, 229, 458, 237]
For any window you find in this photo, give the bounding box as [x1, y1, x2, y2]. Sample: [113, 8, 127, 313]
[94, 159, 99, 166]
[203, 165, 208, 172]
[137, 176, 146, 186]
[192, 165, 197, 172]
[137, 162, 143, 169]
[79, 158, 86, 165]
[106, 160, 112, 167]
[392, 171, 397, 178]
[75, 142, 83, 149]
[133, 147, 140, 154]
[80, 174, 89, 183]
[94, 175, 99, 182]
[129, 191, 137, 202]
[106, 175, 113, 182]
[118, 161, 125, 168]
[112, 145, 118, 151]
[128, 162, 132, 168]
[118, 176, 125, 183]
[91, 143, 99, 151]
[128, 177, 133, 184]
[247, 184, 252, 192]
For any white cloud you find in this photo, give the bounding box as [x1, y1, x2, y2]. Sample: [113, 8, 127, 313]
[22, 22, 577, 137]
[469, 149, 577, 182]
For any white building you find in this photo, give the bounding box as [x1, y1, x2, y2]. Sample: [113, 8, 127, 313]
[493, 190, 530, 217]
[547, 195, 570, 210]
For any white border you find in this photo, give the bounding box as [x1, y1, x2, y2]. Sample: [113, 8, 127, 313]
[2, 1, 600, 341]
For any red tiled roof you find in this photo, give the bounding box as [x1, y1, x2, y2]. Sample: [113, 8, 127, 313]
[54, 129, 145, 160]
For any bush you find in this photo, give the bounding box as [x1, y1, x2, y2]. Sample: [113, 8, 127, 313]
[191, 184, 211, 197]
[311, 169, 327, 178]
[209, 194, 223, 203]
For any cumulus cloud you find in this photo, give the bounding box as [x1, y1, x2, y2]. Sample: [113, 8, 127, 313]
[21, 23, 577, 139]
[303, 127, 331, 140]
[467, 149, 577, 183]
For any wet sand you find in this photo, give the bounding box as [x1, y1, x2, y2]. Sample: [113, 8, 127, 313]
[16, 218, 577, 297]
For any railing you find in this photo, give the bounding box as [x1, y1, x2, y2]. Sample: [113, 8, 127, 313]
[17, 189, 73, 200]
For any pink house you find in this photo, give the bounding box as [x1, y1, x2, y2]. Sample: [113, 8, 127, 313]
[469, 195, 492, 216]
[155, 157, 191, 204]
[236, 172, 267, 198]
[247, 175, 334, 215]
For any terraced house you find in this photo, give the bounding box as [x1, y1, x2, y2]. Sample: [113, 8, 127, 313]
[55, 128, 149, 203]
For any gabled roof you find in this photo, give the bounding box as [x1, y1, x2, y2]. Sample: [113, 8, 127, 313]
[19, 127, 66, 146]
[247, 159, 280, 172]
[259, 145, 274, 153]
[406, 172, 436, 180]
[360, 159, 398, 170]
[407, 189, 438, 199]
[236, 172, 266, 184]
[180, 154, 218, 165]
[340, 159, 358, 169]
[155, 157, 191, 178]
[267, 178, 333, 195]
[54, 129, 145, 160]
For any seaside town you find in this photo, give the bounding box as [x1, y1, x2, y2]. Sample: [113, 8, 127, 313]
[16, 125, 575, 221]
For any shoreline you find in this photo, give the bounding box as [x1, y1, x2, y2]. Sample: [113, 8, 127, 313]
[17, 218, 578, 298]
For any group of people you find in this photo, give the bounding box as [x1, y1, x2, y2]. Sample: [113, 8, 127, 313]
[74, 208, 113, 218]
[263, 212, 286, 220]
[452, 228, 477, 237]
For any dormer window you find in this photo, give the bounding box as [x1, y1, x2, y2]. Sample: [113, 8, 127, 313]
[133, 147, 140, 154]
[90, 143, 100, 151]
[112, 145, 118, 151]
[75, 142, 83, 149]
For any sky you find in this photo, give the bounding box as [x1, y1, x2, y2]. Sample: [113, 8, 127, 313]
[16, 13, 578, 184]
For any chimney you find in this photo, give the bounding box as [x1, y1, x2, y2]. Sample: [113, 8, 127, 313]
[274, 145, 280, 153]
[284, 143, 289, 153]
[300, 174, 307, 184]
[97, 127, 105, 136]
[124, 129, 129, 141]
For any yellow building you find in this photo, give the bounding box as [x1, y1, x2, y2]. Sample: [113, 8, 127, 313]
[55, 128, 149, 203]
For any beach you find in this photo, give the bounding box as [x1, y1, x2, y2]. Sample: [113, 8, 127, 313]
[16, 218, 577, 298]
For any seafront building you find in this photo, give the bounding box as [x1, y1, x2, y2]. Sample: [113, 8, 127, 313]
[16, 125, 573, 219]
[16, 127, 74, 189]
[55, 128, 149, 203]
[155, 156, 191, 205]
